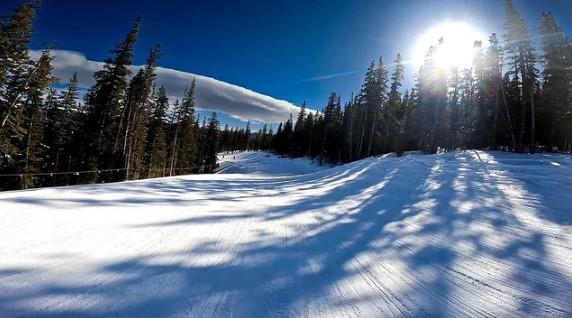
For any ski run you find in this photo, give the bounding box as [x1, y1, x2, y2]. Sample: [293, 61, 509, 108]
[0, 151, 571, 317]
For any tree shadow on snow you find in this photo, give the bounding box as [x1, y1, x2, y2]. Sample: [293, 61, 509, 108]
[0, 152, 570, 317]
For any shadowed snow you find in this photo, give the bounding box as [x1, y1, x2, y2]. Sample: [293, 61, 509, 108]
[0, 151, 570, 317]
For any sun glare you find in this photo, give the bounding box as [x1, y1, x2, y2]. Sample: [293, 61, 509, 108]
[412, 22, 485, 69]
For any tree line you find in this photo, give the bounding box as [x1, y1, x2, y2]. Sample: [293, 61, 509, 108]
[1, 0, 571, 191]
[0, 2, 253, 190]
[270, 0, 572, 164]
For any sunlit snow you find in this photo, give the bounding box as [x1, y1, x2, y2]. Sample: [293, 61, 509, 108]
[0, 151, 570, 317]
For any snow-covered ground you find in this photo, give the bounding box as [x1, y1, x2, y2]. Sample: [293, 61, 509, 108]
[0, 151, 570, 317]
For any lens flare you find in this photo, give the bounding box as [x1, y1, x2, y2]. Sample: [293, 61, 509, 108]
[412, 22, 486, 69]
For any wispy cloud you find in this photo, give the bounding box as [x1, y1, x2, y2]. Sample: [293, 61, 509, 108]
[30, 49, 300, 123]
[279, 58, 416, 85]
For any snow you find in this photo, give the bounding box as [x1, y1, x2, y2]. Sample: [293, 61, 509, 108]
[216, 151, 324, 175]
[0, 150, 570, 317]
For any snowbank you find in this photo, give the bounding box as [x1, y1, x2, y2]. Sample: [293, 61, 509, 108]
[216, 151, 324, 175]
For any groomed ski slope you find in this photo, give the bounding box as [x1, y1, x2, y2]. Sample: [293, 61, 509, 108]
[0, 151, 571, 317]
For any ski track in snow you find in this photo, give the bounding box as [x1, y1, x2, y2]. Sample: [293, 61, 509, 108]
[0, 151, 570, 317]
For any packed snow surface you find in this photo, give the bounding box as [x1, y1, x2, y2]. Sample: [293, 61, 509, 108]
[0, 151, 571, 317]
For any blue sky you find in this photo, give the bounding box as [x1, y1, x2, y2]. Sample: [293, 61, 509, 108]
[3, 0, 572, 128]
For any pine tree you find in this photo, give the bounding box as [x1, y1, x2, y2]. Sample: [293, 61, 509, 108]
[59, 73, 82, 177]
[304, 112, 314, 156]
[342, 95, 354, 162]
[0, 1, 40, 186]
[291, 101, 308, 156]
[504, 0, 538, 152]
[167, 99, 181, 176]
[401, 90, 417, 150]
[539, 12, 572, 151]
[355, 61, 375, 158]
[204, 112, 220, 172]
[457, 68, 475, 146]
[196, 116, 207, 171]
[147, 85, 168, 178]
[244, 121, 251, 150]
[21, 49, 53, 189]
[42, 75, 79, 184]
[318, 92, 343, 164]
[281, 115, 294, 155]
[415, 44, 445, 153]
[0, 1, 38, 104]
[473, 40, 489, 148]
[294, 101, 306, 132]
[122, 45, 160, 180]
[42, 87, 59, 174]
[387, 53, 407, 154]
[82, 19, 140, 180]
[176, 78, 198, 174]
[354, 58, 389, 157]
[448, 68, 461, 149]
[259, 123, 273, 150]
[219, 124, 231, 151]
[485, 33, 514, 150]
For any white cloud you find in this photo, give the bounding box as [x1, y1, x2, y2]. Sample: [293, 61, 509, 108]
[30, 49, 300, 123]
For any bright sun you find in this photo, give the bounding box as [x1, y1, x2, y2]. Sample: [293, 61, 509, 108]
[412, 22, 485, 69]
